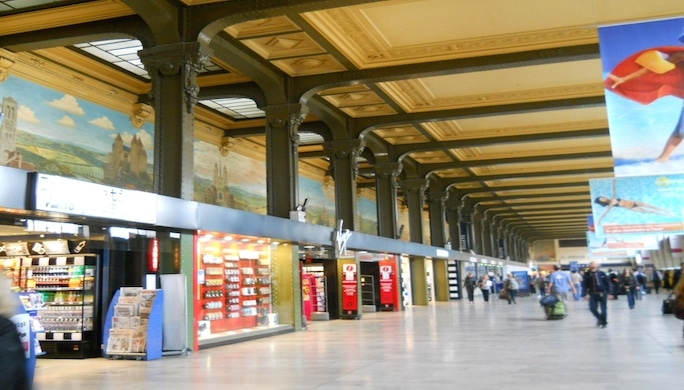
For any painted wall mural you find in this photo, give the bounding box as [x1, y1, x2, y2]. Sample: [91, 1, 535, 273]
[194, 139, 267, 212]
[193, 139, 380, 232]
[0, 74, 154, 191]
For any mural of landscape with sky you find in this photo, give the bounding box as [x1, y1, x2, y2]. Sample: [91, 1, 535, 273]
[0, 75, 154, 191]
[193, 139, 378, 233]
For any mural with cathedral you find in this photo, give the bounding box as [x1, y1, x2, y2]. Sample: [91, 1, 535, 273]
[0, 74, 154, 191]
[193, 138, 378, 233]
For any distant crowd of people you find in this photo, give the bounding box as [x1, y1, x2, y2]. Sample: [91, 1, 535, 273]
[463, 262, 684, 333]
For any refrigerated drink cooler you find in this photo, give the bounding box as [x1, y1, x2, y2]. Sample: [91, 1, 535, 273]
[16, 254, 101, 358]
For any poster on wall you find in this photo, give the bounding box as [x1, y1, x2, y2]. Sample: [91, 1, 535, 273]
[599, 17, 684, 176]
[0, 75, 154, 190]
[589, 176, 684, 236]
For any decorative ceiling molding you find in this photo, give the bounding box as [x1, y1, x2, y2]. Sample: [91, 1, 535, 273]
[0, 0, 134, 36]
[34, 47, 149, 95]
[423, 118, 608, 141]
[339, 103, 396, 118]
[11, 51, 141, 114]
[303, 6, 597, 69]
[224, 16, 301, 39]
[271, 54, 347, 76]
[380, 79, 605, 112]
[450, 137, 611, 161]
[470, 157, 613, 176]
[241, 32, 325, 60]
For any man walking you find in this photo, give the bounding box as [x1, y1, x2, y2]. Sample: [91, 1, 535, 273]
[547, 265, 577, 303]
[570, 270, 583, 301]
[582, 261, 612, 328]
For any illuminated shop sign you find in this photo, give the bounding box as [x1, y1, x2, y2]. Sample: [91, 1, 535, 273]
[30, 173, 157, 224]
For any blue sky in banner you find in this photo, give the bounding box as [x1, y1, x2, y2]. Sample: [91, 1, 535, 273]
[599, 17, 684, 176]
[589, 175, 684, 237]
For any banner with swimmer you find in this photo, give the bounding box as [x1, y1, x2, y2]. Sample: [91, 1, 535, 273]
[599, 17, 684, 176]
[589, 175, 684, 237]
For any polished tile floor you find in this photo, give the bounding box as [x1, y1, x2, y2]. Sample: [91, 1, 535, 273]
[33, 291, 684, 390]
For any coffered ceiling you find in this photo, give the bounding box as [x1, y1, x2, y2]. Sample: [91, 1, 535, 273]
[1, 0, 683, 247]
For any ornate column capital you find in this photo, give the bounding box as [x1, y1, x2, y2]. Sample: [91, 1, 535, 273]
[399, 178, 429, 194]
[323, 139, 365, 175]
[374, 161, 403, 179]
[265, 103, 308, 145]
[139, 42, 212, 113]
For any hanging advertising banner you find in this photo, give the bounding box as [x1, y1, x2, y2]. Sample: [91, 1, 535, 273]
[340, 260, 358, 314]
[590, 176, 684, 236]
[599, 17, 684, 176]
[586, 230, 658, 252]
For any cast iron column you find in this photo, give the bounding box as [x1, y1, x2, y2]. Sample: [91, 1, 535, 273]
[265, 104, 307, 219]
[399, 178, 428, 243]
[324, 139, 364, 231]
[374, 162, 402, 238]
[445, 188, 460, 250]
[427, 183, 447, 247]
[140, 42, 211, 199]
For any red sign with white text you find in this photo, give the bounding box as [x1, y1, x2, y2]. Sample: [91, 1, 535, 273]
[341, 263, 358, 311]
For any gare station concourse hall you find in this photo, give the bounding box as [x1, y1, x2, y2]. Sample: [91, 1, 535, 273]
[1, 0, 684, 388]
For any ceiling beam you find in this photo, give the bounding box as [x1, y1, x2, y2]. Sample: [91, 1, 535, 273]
[295, 44, 600, 98]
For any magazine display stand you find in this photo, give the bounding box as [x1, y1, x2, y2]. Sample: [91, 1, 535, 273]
[102, 287, 163, 361]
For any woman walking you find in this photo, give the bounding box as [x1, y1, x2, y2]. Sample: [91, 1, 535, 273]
[479, 275, 493, 304]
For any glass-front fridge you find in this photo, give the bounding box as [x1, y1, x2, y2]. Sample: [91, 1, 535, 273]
[16, 254, 101, 358]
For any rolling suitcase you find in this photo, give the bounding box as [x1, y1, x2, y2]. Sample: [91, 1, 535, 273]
[662, 293, 675, 315]
[544, 300, 567, 320]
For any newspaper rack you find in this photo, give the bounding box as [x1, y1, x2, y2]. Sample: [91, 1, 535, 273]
[102, 288, 163, 361]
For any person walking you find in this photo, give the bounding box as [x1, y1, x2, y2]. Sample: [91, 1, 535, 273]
[505, 273, 519, 304]
[571, 270, 583, 301]
[536, 274, 548, 298]
[620, 268, 638, 310]
[478, 275, 493, 304]
[637, 268, 648, 299]
[653, 268, 662, 294]
[582, 261, 613, 328]
[0, 275, 30, 390]
[548, 265, 577, 304]
[464, 272, 476, 304]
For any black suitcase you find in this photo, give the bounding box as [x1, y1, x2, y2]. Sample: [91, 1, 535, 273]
[662, 293, 675, 314]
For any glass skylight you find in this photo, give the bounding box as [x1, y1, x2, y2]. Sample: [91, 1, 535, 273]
[74, 38, 224, 79]
[199, 98, 265, 119]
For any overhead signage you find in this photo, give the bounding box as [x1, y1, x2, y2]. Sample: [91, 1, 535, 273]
[589, 176, 684, 236]
[30, 173, 156, 224]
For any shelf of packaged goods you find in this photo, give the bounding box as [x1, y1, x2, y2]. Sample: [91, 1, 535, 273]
[34, 287, 87, 292]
